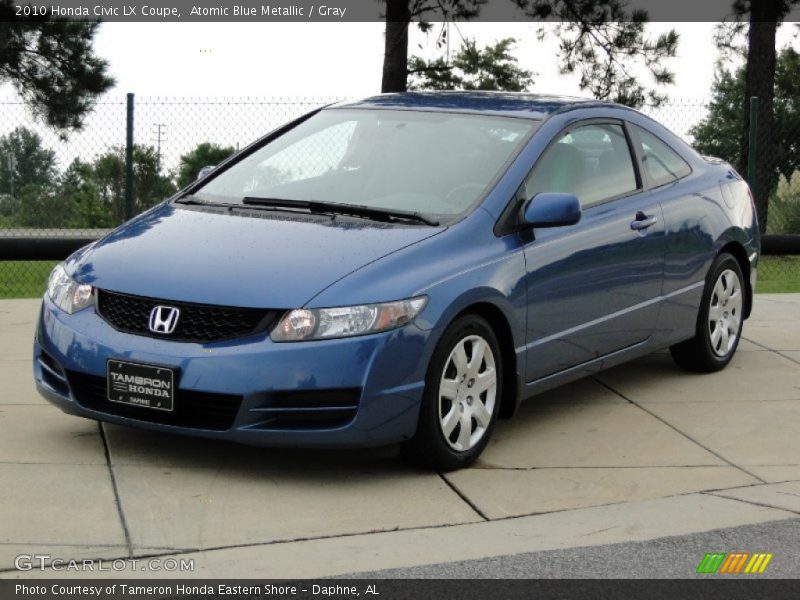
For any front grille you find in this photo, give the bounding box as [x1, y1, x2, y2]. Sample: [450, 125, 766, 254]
[67, 370, 242, 431]
[96, 289, 276, 343]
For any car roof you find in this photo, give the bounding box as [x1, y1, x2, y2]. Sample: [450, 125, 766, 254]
[328, 91, 615, 120]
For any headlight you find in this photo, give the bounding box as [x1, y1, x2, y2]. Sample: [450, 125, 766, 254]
[46, 264, 94, 314]
[271, 297, 427, 342]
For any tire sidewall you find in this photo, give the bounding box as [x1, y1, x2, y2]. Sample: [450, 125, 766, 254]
[698, 253, 745, 368]
[415, 314, 503, 470]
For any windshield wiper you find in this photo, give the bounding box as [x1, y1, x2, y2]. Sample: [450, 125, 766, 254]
[174, 195, 233, 208]
[174, 195, 201, 205]
[242, 197, 440, 226]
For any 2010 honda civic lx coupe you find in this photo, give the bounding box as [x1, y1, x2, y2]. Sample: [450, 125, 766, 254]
[34, 92, 759, 470]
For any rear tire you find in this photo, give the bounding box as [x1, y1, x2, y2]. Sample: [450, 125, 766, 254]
[402, 314, 502, 471]
[670, 252, 745, 373]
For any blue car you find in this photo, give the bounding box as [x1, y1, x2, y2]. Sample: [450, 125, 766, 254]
[34, 92, 759, 470]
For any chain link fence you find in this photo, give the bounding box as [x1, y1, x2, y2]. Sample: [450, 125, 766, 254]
[0, 96, 798, 298]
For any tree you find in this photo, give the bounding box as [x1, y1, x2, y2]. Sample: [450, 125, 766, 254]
[12, 183, 71, 228]
[408, 38, 534, 91]
[381, 0, 678, 107]
[689, 68, 743, 170]
[691, 47, 800, 232]
[0, 1, 114, 132]
[91, 146, 176, 222]
[512, 0, 678, 107]
[381, 0, 485, 93]
[58, 158, 115, 228]
[770, 170, 800, 235]
[175, 143, 236, 189]
[91, 151, 125, 222]
[0, 127, 57, 197]
[727, 0, 798, 232]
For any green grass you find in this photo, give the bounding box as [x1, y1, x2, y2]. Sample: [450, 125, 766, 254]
[1, 256, 799, 299]
[756, 255, 800, 293]
[0, 261, 56, 299]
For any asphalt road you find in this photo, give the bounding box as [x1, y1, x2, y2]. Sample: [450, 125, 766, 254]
[349, 518, 800, 579]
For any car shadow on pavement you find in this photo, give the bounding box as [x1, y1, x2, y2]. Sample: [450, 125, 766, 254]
[101, 421, 407, 474]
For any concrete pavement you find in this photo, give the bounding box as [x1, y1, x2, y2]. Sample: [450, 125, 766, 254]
[1, 294, 799, 578]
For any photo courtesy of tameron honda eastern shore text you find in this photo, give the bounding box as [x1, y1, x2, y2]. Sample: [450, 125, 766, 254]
[34, 92, 760, 470]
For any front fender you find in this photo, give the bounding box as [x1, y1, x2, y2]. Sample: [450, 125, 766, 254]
[310, 209, 529, 409]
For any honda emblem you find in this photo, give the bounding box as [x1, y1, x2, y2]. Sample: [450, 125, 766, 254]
[148, 305, 180, 334]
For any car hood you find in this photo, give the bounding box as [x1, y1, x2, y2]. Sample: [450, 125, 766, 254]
[68, 203, 444, 308]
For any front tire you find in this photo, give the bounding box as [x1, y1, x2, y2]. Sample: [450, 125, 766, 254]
[670, 252, 745, 372]
[403, 314, 502, 471]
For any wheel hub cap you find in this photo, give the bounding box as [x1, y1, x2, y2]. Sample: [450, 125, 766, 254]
[708, 268, 743, 357]
[438, 334, 497, 452]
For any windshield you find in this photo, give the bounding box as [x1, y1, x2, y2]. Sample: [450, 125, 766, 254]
[193, 109, 537, 219]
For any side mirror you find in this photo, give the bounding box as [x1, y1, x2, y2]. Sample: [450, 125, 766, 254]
[196, 165, 216, 181]
[521, 192, 582, 228]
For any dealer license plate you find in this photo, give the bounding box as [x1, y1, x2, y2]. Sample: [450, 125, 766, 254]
[107, 360, 175, 412]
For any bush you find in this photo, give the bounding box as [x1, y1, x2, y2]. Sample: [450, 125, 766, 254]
[768, 170, 800, 235]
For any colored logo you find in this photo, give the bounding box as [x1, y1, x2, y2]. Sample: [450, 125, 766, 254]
[696, 552, 773, 574]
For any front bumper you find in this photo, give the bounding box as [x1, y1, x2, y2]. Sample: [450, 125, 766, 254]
[34, 297, 430, 448]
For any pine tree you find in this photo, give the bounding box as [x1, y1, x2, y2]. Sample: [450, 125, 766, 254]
[0, 1, 114, 132]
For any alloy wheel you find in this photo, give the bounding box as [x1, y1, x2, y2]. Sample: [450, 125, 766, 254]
[708, 268, 743, 357]
[437, 334, 497, 452]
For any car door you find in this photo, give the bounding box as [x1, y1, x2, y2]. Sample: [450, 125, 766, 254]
[521, 120, 666, 381]
[626, 123, 707, 345]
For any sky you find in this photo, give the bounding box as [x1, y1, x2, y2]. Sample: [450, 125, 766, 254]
[88, 22, 724, 99]
[1, 21, 798, 172]
[78, 21, 796, 99]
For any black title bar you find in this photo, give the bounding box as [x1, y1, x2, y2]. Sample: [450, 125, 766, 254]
[4, 579, 800, 600]
[6, 0, 800, 22]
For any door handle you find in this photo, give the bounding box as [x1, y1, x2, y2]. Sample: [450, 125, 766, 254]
[630, 211, 658, 231]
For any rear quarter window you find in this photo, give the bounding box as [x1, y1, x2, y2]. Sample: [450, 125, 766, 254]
[635, 126, 692, 188]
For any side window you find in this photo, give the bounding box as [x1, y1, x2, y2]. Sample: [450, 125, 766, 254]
[635, 126, 691, 187]
[524, 123, 638, 208]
